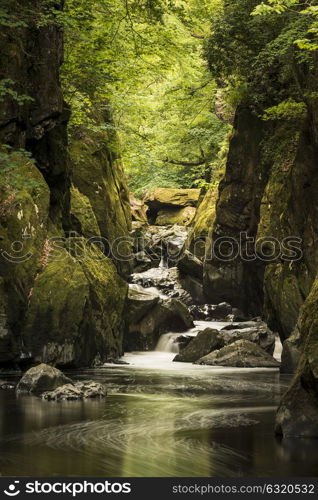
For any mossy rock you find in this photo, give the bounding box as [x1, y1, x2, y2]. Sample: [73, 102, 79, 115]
[276, 275, 318, 437]
[70, 185, 100, 239]
[187, 187, 218, 260]
[22, 238, 128, 367]
[0, 158, 50, 363]
[70, 131, 132, 277]
[144, 188, 201, 210]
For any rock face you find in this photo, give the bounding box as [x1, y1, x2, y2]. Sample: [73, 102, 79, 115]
[155, 206, 196, 226]
[144, 188, 200, 225]
[220, 322, 276, 355]
[131, 224, 189, 270]
[16, 364, 72, 395]
[177, 187, 218, 300]
[173, 329, 220, 363]
[196, 340, 280, 368]
[275, 276, 318, 437]
[130, 195, 148, 223]
[70, 121, 132, 278]
[0, 1, 130, 367]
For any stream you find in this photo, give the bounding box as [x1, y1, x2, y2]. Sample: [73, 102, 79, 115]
[0, 227, 317, 478]
[0, 332, 317, 477]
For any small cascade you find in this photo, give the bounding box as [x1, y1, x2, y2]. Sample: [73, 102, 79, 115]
[156, 333, 181, 353]
[273, 336, 283, 362]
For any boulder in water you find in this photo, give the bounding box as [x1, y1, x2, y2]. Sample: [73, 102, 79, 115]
[16, 364, 73, 395]
[0, 380, 16, 390]
[42, 380, 106, 401]
[173, 328, 221, 363]
[196, 339, 280, 368]
[220, 322, 276, 355]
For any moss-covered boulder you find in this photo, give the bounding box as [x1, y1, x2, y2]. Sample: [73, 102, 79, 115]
[144, 188, 200, 210]
[22, 239, 128, 367]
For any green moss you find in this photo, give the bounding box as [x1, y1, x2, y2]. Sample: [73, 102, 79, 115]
[23, 238, 128, 367]
[70, 131, 132, 277]
[70, 185, 100, 239]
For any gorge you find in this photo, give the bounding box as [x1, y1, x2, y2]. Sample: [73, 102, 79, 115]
[0, 0, 318, 478]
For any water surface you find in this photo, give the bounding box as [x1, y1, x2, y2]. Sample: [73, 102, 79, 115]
[0, 350, 317, 477]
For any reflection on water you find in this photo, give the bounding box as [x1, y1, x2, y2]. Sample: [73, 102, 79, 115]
[0, 354, 317, 477]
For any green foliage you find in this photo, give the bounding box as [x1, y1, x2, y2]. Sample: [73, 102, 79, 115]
[253, 0, 318, 50]
[262, 98, 307, 120]
[61, 0, 229, 196]
[0, 147, 41, 196]
[0, 79, 33, 106]
[205, 0, 315, 116]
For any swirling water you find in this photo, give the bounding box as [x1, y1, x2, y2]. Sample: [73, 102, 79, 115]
[0, 347, 317, 477]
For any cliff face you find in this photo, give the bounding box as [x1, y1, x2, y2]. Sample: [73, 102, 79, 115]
[200, 65, 318, 437]
[0, 0, 130, 367]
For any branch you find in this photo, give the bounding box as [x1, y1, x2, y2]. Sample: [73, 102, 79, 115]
[191, 33, 205, 40]
[162, 157, 207, 167]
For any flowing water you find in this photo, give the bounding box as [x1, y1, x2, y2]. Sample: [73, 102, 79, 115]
[0, 330, 317, 477]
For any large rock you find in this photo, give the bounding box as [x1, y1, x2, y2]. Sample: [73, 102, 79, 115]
[0, 1, 131, 371]
[220, 321, 276, 355]
[144, 188, 200, 210]
[196, 339, 280, 368]
[173, 329, 220, 363]
[128, 298, 194, 351]
[280, 330, 300, 374]
[22, 240, 128, 367]
[127, 285, 160, 325]
[155, 206, 196, 226]
[275, 276, 318, 437]
[144, 189, 200, 225]
[42, 381, 106, 401]
[16, 364, 72, 395]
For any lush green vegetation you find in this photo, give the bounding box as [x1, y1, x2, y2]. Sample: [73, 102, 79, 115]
[60, 0, 231, 196]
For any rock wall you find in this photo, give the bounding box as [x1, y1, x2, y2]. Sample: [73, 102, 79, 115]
[0, 0, 130, 367]
[199, 65, 318, 436]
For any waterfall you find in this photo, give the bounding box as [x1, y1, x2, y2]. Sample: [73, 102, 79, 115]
[156, 333, 180, 353]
